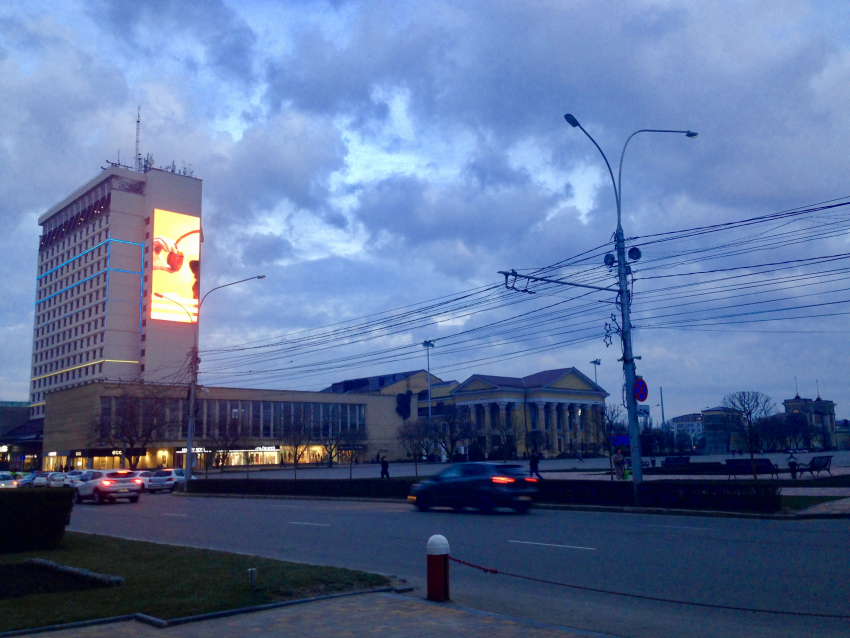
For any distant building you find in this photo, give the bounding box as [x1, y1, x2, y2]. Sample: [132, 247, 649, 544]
[701, 406, 742, 455]
[670, 413, 703, 439]
[783, 393, 837, 449]
[835, 420, 849, 451]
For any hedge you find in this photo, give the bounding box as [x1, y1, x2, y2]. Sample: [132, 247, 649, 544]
[192, 477, 420, 499]
[538, 479, 781, 512]
[192, 477, 782, 512]
[0, 488, 75, 553]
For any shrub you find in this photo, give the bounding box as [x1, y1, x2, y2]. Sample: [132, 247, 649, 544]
[192, 478, 419, 499]
[0, 489, 75, 553]
[537, 479, 781, 512]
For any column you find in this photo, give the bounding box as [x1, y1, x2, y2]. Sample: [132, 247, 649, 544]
[546, 403, 557, 451]
[568, 404, 577, 452]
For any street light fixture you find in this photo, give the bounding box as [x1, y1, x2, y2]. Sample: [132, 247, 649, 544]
[564, 113, 697, 502]
[154, 274, 266, 484]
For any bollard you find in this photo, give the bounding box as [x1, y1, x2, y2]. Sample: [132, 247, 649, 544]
[426, 534, 450, 602]
[247, 568, 257, 589]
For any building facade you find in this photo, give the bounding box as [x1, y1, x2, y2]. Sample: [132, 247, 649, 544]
[30, 164, 201, 419]
[670, 413, 704, 440]
[783, 394, 837, 449]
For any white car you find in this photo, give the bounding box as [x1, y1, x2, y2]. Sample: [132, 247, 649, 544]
[0, 472, 19, 488]
[47, 472, 66, 488]
[32, 472, 52, 487]
[132, 470, 153, 490]
[74, 470, 143, 504]
[63, 470, 86, 487]
[149, 468, 186, 493]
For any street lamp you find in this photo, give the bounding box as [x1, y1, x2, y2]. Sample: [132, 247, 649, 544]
[589, 359, 601, 385]
[422, 340, 435, 422]
[564, 113, 697, 501]
[155, 274, 266, 484]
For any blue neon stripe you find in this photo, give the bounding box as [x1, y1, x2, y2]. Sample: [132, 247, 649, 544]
[35, 266, 140, 307]
[37, 238, 143, 281]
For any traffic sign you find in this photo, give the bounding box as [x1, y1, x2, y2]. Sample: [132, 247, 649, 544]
[634, 378, 648, 402]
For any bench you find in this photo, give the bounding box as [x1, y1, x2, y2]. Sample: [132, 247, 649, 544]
[625, 457, 650, 469]
[798, 455, 833, 477]
[661, 456, 691, 468]
[725, 458, 779, 479]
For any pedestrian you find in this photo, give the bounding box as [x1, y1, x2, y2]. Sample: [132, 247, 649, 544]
[577, 447, 584, 463]
[612, 448, 626, 480]
[529, 452, 543, 480]
[380, 456, 390, 479]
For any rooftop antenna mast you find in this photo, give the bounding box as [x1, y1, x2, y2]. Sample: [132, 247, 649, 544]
[135, 106, 141, 172]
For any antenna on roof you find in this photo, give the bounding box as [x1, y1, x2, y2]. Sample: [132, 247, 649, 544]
[816, 379, 821, 400]
[794, 376, 799, 399]
[135, 106, 141, 172]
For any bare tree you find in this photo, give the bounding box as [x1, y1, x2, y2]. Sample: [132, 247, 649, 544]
[95, 386, 174, 470]
[490, 411, 523, 461]
[722, 391, 776, 480]
[339, 424, 368, 479]
[397, 419, 431, 476]
[280, 410, 313, 479]
[200, 414, 243, 476]
[600, 405, 626, 479]
[431, 405, 474, 461]
[316, 413, 342, 468]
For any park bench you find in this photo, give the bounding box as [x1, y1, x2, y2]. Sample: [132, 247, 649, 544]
[725, 458, 779, 479]
[797, 455, 833, 477]
[661, 456, 691, 468]
[625, 457, 650, 469]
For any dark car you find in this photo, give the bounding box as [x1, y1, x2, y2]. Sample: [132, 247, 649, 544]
[408, 463, 538, 513]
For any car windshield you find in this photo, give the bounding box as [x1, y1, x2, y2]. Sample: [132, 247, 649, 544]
[0, 474, 13, 480]
[153, 470, 171, 477]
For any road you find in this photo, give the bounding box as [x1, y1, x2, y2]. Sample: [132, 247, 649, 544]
[67, 493, 849, 637]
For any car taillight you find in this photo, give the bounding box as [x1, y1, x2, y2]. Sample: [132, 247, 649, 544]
[525, 478, 538, 483]
[12, 481, 17, 486]
[492, 476, 515, 484]
[167, 477, 173, 481]
[134, 479, 142, 484]
[101, 480, 115, 486]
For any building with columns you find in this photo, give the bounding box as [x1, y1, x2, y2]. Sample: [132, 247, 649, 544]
[451, 368, 608, 456]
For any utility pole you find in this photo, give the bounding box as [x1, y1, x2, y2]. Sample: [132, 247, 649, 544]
[660, 387, 666, 430]
[423, 340, 435, 422]
[135, 106, 141, 172]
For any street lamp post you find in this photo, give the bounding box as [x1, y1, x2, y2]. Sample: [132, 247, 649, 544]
[564, 114, 696, 502]
[155, 274, 265, 485]
[590, 359, 601, 385]
[422, 340, 435, 422]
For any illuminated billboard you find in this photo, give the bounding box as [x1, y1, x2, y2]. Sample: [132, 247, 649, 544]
[150, 209, 200, 323]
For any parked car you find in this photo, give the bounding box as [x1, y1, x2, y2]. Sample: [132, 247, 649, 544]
[408, 462, 538, 513]
[63, 470, 86, 487]
[149, 468, 186, 493]
[47, 472, 66, 488]
[0, 472, 19, 488]
[74, 470, 143, 504]
[14, 473, 36, 488]
[132, 470, 153, 491]
[32, 472, 52, 487]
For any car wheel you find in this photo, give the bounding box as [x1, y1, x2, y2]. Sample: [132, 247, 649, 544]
[74, 489, 83, 504]
[129, 494, 139, 503]
[416, 494, 430, 512]
[93, 490, 103, 505]
[170, 484, 177, 493]
[475, 492, 493, 514]
[513, 503, 530, 514]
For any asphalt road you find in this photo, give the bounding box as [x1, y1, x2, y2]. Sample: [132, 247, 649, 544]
[68, 494, 849, 638]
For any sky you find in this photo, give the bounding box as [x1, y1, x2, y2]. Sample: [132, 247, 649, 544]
[1, 0, 849, 421]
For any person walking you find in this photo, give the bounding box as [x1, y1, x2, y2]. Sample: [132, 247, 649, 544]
[612, 448, 626, 480]
[529, 452, 543, 480]
[380, 456, 390, 479]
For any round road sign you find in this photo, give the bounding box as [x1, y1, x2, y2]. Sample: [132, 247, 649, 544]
[634, 379, 648, 402]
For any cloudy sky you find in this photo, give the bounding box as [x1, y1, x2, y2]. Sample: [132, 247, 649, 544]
[1, 0, 849, 420]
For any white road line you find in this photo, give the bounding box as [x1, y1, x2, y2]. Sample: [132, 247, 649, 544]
[645, 525, 715, 531]
[162, 513, 188, 517]
[509, 540, 596, 551]
[288, 522, 330, 527]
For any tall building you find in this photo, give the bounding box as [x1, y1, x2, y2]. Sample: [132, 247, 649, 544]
[30, 164, 202, 419]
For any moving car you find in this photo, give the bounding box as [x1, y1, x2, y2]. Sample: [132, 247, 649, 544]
[0, 472, 19, 488]
[408, 462, 538, 513]
[149, 468, 186, 493]
[74, 470, 143, 504]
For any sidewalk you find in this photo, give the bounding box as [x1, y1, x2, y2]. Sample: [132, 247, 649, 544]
[9, 593, 614, 638]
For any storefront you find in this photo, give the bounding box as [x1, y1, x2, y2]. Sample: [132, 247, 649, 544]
[45, 448, 148, 471]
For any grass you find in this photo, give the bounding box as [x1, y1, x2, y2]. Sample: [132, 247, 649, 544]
[780, 495, 846, 512]
[0, 532, 389, 633]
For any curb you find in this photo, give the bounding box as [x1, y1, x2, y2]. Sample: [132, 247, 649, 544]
[176, 492, 850, 519]
[0, 587, 393, 637]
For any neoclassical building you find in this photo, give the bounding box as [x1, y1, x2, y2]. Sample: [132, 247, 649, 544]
[450, 368, 608, 455]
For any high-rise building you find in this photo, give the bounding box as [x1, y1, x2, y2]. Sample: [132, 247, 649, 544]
[29, 164, 202, 419]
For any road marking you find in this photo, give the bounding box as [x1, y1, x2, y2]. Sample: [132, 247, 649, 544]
[646, 525, 716, 531]
[509, 540, 596, 551]
[162, 513, 188, 517]
[288, 522, 330, 527]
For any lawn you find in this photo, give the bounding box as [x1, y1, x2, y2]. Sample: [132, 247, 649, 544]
[0, 532, 389, 633]
[780, 495, 845, 512]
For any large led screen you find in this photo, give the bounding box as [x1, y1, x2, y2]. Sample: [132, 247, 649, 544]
[150, 209, 201, 323]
